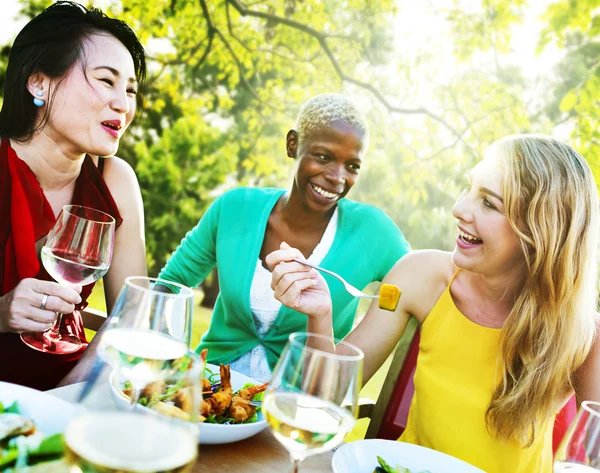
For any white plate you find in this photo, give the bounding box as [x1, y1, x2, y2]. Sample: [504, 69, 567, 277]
[0, 381, 85, 435]
[332, 439, 487, 473]
[109, 363, 267, 444]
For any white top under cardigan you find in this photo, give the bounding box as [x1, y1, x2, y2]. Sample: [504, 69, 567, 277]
[229, 209, 339, 382]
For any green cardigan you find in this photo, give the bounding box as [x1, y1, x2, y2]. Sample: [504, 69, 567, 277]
[159, 187, 410, 368]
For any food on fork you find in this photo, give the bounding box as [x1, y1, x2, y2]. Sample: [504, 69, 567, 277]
[378, 284, 402, 311]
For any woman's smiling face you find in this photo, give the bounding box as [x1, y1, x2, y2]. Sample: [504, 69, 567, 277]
[290, 121, 366, 213]
[42, 33, 138, 158]
[451, 148, 526, 278]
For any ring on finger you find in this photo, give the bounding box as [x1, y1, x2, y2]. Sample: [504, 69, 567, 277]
[40, 293, 49, 310]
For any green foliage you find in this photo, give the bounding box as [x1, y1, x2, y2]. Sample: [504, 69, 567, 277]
[1, 0, 598, 278]
[540, 0, 600, 180]
[446, 0, 527, 61]
[135, 114, 238, 270]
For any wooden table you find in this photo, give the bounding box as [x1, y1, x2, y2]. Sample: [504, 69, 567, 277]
[48, 380, 334, 472]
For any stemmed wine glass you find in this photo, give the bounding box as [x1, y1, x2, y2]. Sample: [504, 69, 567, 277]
[554, 401, 600, 472]
[97, 276, 195, 407]
[263, 332, 364, 473]
[21, 205, 115, 354]
[65, 351, 202, 473]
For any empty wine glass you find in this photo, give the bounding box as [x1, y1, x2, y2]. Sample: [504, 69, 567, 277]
[21, 205, 115, 354]
[263, 332, 364, 473]
[98, 276, 195, 407]
[554, 401, 600, 472]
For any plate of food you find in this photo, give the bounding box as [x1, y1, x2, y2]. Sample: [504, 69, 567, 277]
[109, 352, 268, 445]
[332, 439, 486, 473]
[0, 381, 86, 471]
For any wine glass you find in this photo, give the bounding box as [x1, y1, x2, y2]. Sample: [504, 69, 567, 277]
[65, 351, 202, 473]
[554, 401, 600, 472]
[21, 205, 115, 354]
[98, 276, 195, 407]
[263, 332, 364, 473]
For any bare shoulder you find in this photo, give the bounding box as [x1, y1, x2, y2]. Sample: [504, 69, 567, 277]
[97, 157, 144, 232]
[101, 156, 138, 189]
[100, 156, 142, 209]
[385, 250, 456, 322]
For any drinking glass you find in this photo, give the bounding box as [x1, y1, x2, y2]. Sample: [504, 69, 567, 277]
[263, 332, 364, 473]
[554, 401, 600, 472]
[98, 276, 195, 406]
[65, 352, 202, 473]
[21, 205, 115, 354]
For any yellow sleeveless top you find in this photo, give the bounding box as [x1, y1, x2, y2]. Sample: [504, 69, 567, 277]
[399, 274, 554, 473]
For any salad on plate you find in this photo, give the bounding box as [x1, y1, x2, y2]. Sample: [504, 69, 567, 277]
[373, 456, 432, 473]
[0, 401, 65, 472]
[116, 349, 268, 425]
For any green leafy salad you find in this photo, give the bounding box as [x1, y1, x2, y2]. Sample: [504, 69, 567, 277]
[373, 456, 433, 473]
[0, 401, 65, 472]
[121, 358, 267, 426]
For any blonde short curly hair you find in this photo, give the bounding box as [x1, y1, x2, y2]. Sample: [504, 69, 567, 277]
[295, 93, 370, 149]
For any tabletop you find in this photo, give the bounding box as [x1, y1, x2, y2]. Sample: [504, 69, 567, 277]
[48, 379, 334, 472]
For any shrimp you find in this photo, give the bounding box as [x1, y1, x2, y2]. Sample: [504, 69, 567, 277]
[198, 349, 213, 393]
[140, 380, 166, 400]
[173, 386, 193, 413]
[201, 377, 212, 394]
[228, 382, 268, 422]
[208, 364, 232, 416]
[238, 382, 268, 401]
[199, 348, 208, 364]
[229, 396, 256, 423]
[200, 398, 213, 418]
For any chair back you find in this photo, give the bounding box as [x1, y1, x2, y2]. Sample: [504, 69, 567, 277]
[364, 316, 577, 455]
[364, 317, 419, 439]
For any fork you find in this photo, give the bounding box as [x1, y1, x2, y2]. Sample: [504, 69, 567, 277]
[292, 258, 379, 299]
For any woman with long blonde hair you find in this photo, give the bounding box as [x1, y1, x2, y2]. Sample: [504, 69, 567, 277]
[266, 134, 600, 473]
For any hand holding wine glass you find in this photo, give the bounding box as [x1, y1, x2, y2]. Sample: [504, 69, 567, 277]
[21, 205, 115, 354]
[264, 332, 364, 473]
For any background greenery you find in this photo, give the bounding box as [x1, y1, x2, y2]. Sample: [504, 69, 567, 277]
[1, 0, 598, 439]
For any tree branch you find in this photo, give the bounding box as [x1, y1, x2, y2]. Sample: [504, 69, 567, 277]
[225, 3, 318, 64]
[226, 0, 472, 147]
[226, 1, 251, 52]
[194, 0, 216, 73]
[202, 0, 283, 112]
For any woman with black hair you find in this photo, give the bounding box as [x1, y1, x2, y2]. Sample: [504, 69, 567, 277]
[0, 1, 147, 389]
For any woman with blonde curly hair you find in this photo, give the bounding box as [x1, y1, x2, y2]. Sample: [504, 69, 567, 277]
[267, 134, 600, 473]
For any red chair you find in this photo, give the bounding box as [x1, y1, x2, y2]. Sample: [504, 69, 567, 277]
[362, 317, 577, 454]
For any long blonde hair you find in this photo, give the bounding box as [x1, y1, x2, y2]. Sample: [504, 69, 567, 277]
[486, 134, 599, 446]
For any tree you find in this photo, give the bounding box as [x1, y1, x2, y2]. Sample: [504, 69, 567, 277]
[539, 0, 600, 180]
[1, 0, 594, 293]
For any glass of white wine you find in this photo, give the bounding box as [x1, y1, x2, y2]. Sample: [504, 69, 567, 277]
[21, 205, 115, 354]
[65, 351, 202, 473]
[98, 276, 195, 406]
[263, 332, 364, 473]
[554, 401, 600, 472]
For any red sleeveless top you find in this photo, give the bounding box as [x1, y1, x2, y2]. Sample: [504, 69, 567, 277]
[0, 139, 123, 390]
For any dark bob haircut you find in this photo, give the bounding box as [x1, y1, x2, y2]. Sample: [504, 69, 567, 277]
[0, 1, 146, 141]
